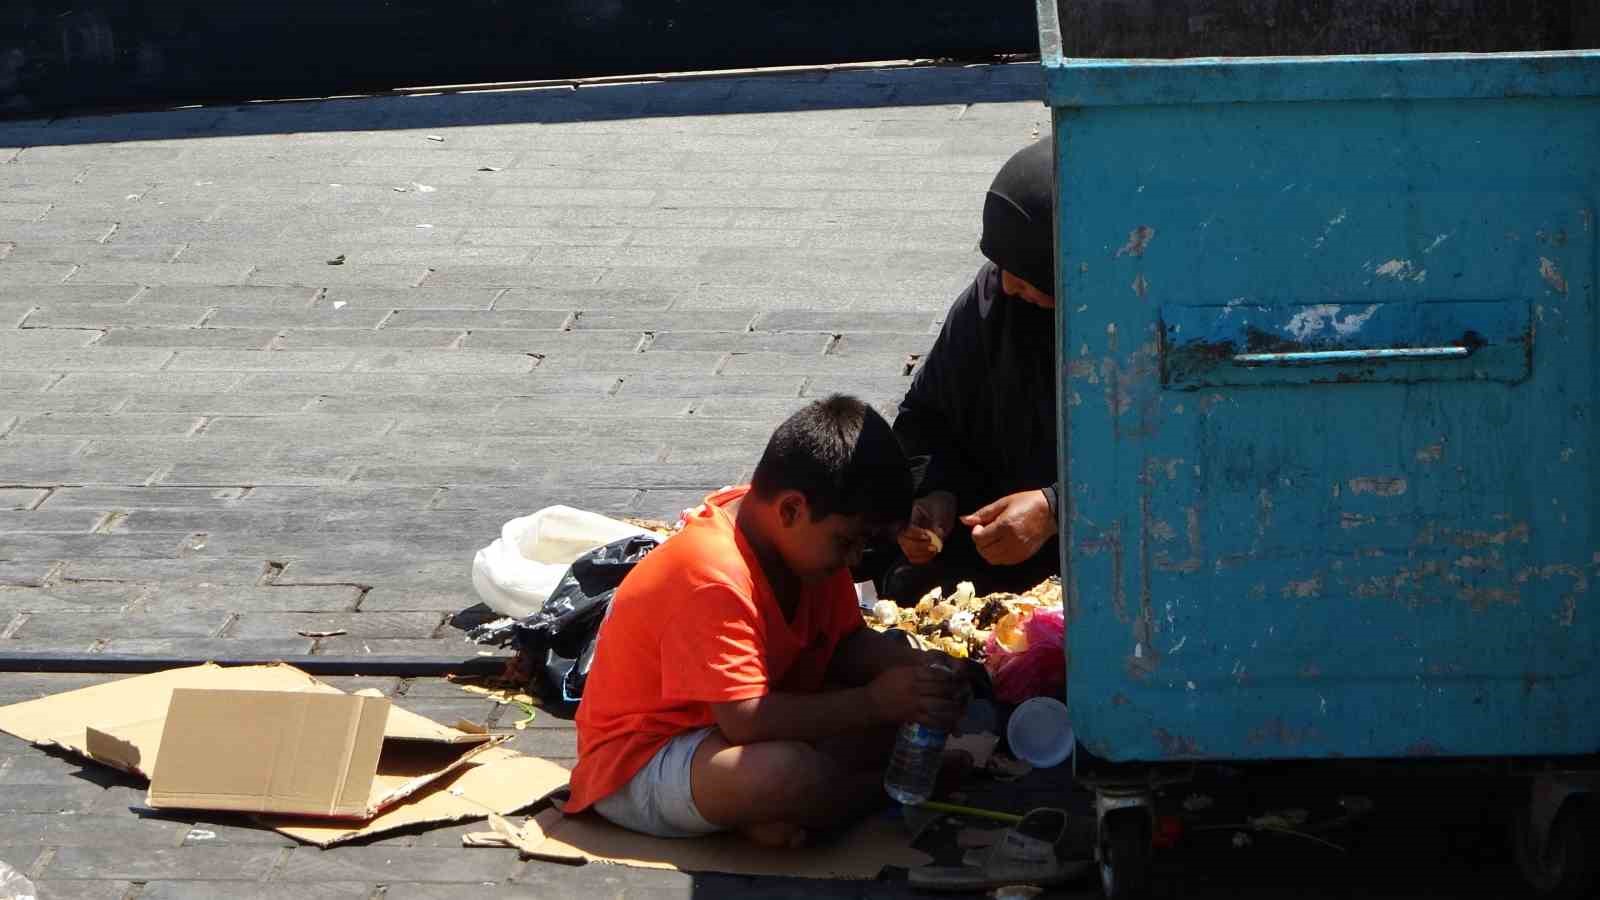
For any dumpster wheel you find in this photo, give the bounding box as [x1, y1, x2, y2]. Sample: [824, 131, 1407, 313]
[1513, 795, 1598, 900]
[1098, 808, 1152, 900]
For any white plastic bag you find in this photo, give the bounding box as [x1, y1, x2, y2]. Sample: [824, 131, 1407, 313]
[0, 860, 36, 900]
[471, 506, 655, 619]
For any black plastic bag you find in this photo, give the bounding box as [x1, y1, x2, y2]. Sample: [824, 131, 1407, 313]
[510, 533, 661, 709]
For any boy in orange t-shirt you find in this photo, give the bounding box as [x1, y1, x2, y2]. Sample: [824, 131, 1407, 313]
[568, 395, 975, 846]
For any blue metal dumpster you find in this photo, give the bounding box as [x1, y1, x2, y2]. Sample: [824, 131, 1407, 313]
[1036, 2, 1600, 895]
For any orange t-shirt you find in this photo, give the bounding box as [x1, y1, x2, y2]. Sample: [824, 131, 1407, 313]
[566, 485, 865, 813]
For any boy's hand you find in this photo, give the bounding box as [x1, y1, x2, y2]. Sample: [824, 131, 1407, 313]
[867, 661, 965, 731]
[897, 491, 958, 564]
[961, 489, 1058, 566]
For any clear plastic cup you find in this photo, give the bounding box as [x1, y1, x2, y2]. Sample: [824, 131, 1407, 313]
[1006, 696, 1074, 768]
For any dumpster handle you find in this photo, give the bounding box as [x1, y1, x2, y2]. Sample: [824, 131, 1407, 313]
[1233, 346, 1471, 366]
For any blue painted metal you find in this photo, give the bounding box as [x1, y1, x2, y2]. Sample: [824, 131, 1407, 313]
[1039, 1, 1600, 762]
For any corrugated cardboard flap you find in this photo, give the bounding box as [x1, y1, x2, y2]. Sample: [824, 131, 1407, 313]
[0, 663, 335, 776]
[148, 689, 393, 818]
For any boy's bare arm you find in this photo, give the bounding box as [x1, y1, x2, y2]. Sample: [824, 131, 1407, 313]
[711, 663, 962, 746]
[825, 626, 928, 688]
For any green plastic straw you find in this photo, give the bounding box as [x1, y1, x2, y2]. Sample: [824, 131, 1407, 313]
[917, 800, 1025, 824]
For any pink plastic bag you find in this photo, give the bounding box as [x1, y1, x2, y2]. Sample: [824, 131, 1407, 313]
[983, 607, 1066, 704]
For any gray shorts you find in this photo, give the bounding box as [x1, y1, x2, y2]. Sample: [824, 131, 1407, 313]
[593, 726, 722, 838]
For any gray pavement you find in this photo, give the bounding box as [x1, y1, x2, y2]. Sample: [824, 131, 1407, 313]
[0, 63, 1534, 900]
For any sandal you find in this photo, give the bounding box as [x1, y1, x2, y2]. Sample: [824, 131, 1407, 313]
[909, 807, 1093, 892]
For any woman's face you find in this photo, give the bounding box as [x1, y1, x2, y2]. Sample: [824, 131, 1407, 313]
[1001, 270, 1055, 309]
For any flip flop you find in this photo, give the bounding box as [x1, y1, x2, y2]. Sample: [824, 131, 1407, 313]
[908, 807, 1093, 892]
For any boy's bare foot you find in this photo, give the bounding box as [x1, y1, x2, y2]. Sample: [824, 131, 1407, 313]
[741, 822, 808, 849]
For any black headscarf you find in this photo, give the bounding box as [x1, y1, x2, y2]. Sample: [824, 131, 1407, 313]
[979, 138, 1055, 295]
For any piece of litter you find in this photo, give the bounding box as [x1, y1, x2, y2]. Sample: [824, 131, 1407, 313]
[327, 255, 346, 266]
[331, 301, 347, 310]
[1232, 831, 1252, 848]
[427, 135, 445, 142]
[451, 678, 537, 708]
[329, 183, 342, 188]
[297, 629, 347, 638]
[416, 223, 433, 228]
[185, 828, 216, 841]
[477, 166, 502, 172]
[392, 186, 409, 193]
[512, 702, 537, 730]
[1249, 809, 1309, 830]
[1183, 793, 1214, 812]
[412, 183, 436, 193]
[987, 753, 1033, 780]
[957, 826, 1002, 849]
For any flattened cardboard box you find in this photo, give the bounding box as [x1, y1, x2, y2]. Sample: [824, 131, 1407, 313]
[0, 663, 570, 846]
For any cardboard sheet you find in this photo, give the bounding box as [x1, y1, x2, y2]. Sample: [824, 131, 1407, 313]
[270, 747, 571, 846]
[0, 663, 568, 846]
[508, 807, 931, 880]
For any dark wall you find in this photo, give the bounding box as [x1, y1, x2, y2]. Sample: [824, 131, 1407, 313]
[1054, 0, 1600, 57]
[0, 0, 1038, 117]
[5, 2, 1595, 119]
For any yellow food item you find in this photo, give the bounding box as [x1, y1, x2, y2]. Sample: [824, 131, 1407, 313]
[993, 610, 1031, 654]
[863, 577, 1061, 662]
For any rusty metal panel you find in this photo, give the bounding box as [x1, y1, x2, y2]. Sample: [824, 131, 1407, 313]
[1161, 298, 1532, 388]
[1044, 45, 1600, 761]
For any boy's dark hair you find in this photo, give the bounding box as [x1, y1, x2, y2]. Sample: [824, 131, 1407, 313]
[749, 395, 913, 525]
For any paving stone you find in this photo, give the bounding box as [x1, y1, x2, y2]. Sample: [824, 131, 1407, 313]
[0, 583, 147, 611]
[97, 638, 314, 656]
[134, 284, 319, 307]
[41, 846, 283, 881]
[307, 637, 467, 657]
[165, 350, 355, 372]
[141, 882, 373, 900]
[11, 414, 201, 436]
[10, 610, 231, 644]
[0, 783, 107, 814]
[49, 372, 245, 393]
[278, 328, 462, 350]
[248, 263, 430, 288]
[97, 327, 279, 349]
[0, 372, 57, 392]
[0, 392, 122, 412]
[42, 486, 250, 509]
[460, 330, 643, 353]
[0, 349, 174, 371]
[57, 558, 272, 585]
[24, 304, 207, 329]
[351, 350, 536, 374]
[318, 285, 502, 309]
[138, 584, 362, 613]
[0, 488, 47, 510]
[0, 329, 103, 350]
[121, 393, 317, 414]
[0, 261, 77, 283]
[205, 307, 389, 329]
[26, 881, 135, 900]
[68, 262, 254, 285]
[228, 611, 443, 640]
[276, 845, 515, 883]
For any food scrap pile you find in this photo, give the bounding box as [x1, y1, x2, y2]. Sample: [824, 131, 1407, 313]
[865, 578, 1063, 661]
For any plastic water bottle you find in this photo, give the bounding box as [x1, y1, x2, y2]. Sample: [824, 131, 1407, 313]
[884, 721, 947, 805]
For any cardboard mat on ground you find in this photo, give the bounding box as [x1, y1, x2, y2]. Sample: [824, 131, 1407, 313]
[0, 662, 569, 846]
[466, 806, 932, 880]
